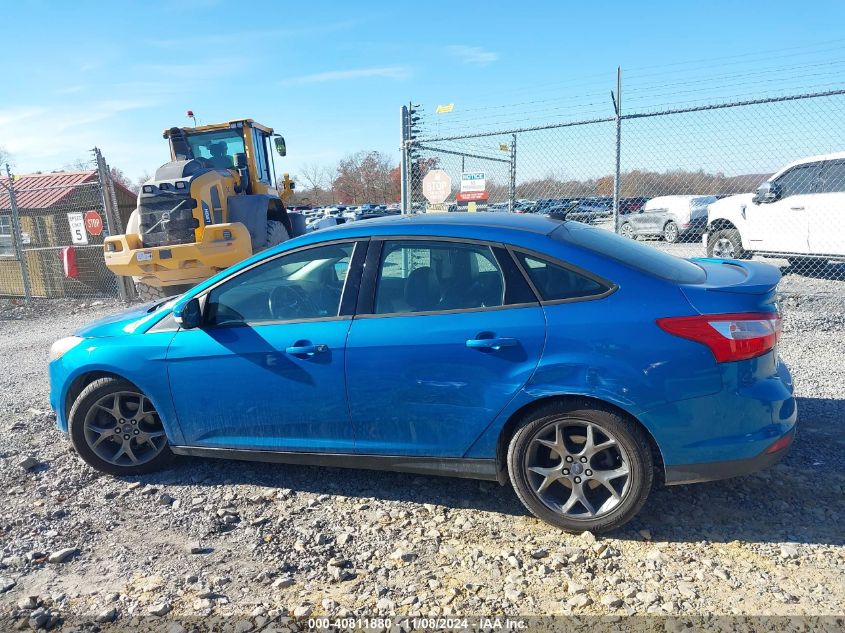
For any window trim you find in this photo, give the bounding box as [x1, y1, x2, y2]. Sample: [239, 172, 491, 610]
[356, 235, 540, 319]
[192, 238, 366, 329]
[508, 246, 618, 306]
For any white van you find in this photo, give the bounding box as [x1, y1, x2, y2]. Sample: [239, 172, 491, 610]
[619, 195, 716, 243]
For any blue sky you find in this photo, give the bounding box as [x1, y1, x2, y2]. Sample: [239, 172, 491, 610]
[1, 0, 844, 184]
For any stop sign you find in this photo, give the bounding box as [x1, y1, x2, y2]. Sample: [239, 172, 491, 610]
[422, 170, 452, 204]
[84, 210, 103, 236]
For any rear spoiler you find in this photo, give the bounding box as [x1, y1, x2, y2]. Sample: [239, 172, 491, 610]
[692, 258, 782, 295]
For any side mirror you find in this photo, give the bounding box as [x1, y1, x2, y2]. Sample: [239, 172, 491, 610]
[753, 181, 780, 204]
[274, 136, 287, 157]
[173, 297, 202, 330]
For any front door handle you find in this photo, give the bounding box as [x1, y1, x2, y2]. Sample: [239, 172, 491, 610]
[466, 337, 517, 350]
[285, 343, 328, 356]
[790, 206, 805, 211]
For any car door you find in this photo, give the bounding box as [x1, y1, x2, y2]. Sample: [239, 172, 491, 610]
[808, 159, 845, 257]
[345, 238, 546, 457]
[745, 162, 821, 254]
[165, 240, 364, 452]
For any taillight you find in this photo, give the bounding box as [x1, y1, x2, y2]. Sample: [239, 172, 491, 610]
[656, 312, 781, 363]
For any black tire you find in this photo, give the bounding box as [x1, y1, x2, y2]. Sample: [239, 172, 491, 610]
[68, 377, 172, 476]
[507, 399, 653, 533]
[707, 228, 748, 259]
[265, 220, 290, 250]
[663, 221, 680, 244]
[135, 281, 192, 302]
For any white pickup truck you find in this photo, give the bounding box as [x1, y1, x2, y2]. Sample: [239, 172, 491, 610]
[705, 152, 845, 268]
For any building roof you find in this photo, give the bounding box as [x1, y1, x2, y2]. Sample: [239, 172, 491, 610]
[0, 170, 135, 211]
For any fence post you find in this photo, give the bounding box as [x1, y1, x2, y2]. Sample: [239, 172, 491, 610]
[612, 66, 622, 233]
[3, 164, 32, 302]
[92, 148, 131, 301]
[400, 105, 409, 214]
[508, 134, 517, 213]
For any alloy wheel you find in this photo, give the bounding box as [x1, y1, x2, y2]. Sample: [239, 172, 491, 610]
[712, 237, 736, 258]
[83, 391, 167, 467]
[620, 223, 634, 239]
[524, 420, 631, 520]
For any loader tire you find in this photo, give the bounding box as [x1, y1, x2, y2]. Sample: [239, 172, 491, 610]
[134, 281, 192, 302]
[265, 220, 290, 250]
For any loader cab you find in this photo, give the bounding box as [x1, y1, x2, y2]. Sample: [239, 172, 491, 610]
[164, 119, 279, 196]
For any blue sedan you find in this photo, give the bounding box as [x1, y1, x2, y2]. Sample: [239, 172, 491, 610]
[48, 214, 796, 533]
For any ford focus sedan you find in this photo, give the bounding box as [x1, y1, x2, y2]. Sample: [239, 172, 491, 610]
[49, 214, 796, 533]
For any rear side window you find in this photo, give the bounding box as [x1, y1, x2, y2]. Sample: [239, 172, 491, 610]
[515, 252, 608, 301]
[553, 222, 707, 284]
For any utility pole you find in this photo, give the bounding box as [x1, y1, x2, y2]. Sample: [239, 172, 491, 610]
[3, 164, 31, 301]
[612, 66, 622, 233]
[508, 134, 517, 213]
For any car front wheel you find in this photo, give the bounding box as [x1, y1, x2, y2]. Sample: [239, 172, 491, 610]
[68, 377, 172, 476]
[619, 222, 635, 239]
[707, 228, 747, 259]
[507, 400, 653, 533]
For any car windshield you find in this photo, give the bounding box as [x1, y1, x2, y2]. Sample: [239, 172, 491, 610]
[553, 222, 707, 283]
[184, 129, 245, 170]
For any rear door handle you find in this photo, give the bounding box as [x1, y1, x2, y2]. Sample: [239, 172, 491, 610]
[790, 206, 805, 211]
[285, 343, 328, 356]
[466, 337, 517, 350]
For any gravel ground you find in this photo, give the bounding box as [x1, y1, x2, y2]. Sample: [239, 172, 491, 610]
[0, 261, 843, 630]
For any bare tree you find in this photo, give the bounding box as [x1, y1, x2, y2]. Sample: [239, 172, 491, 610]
[63, 157, 94, 171]
[0, 146, 12, 170]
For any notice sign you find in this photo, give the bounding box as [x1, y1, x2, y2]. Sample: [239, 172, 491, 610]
[461, 171, 486, 193]
[67, 212, 88, 245]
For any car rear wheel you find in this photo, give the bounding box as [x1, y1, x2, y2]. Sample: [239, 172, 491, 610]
[663, 221, 679, 243]
[507, 400, 653, 533]
[619, 222, 635, 239]
[68, 377, 172, 476]
[707, 228, 747, 259]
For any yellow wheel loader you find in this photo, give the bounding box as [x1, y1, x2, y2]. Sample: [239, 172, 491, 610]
[104, 119, 300, 301]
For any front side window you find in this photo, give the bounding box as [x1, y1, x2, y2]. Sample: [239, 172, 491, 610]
[205, 242, 354, 326]
[185, 129, 245, 170]
[815, 160, 845, 194]
[374, 240, 505, 314]
[773, 162, 821, 198]
[515, 252, 608, 301]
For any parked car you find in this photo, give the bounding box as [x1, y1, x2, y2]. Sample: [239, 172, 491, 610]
[619, 197, 649, 215]
[620, 195, 716, 242]
[706, 152, 845, 268]
[565, 199, 613, 224]
[49, 214, 794, 533]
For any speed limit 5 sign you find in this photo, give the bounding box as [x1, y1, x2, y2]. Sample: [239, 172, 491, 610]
[67, 212, 88, 245]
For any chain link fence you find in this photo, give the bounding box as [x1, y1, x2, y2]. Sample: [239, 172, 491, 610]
[404, 89, 845, 311]
[0, 149, 134, 301]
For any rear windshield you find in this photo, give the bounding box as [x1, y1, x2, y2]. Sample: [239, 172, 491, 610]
[552, 222, 706, 284]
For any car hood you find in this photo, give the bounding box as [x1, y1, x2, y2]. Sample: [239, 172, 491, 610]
[75, 299, 176, 338]
[710, 192, 755, 211]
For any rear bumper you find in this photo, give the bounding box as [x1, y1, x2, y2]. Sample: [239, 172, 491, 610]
[680, 216, 707, 236]
[640, 352, 797, 477]
[664, 428, 794, 484]
[103, 223, 252, 287]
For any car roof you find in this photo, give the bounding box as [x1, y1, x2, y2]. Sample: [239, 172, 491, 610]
[317, 211, 564, 237]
